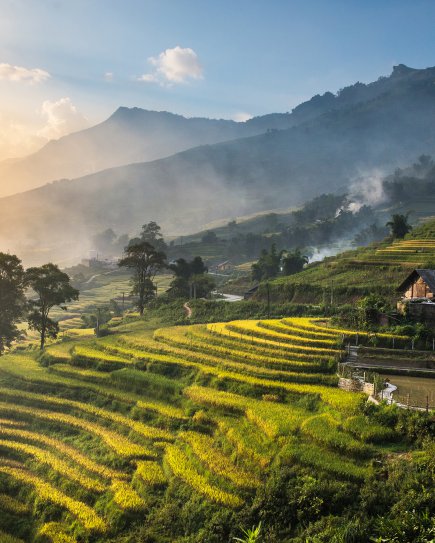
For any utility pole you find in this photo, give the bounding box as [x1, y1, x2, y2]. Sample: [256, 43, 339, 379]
[122, 292, 125, 312]
[330, 279, 334, 306]
[96, 308, 101, 337]
[266, 282, 270, 318]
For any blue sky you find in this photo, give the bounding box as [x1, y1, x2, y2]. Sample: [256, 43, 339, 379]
[1, 0, 435, 158]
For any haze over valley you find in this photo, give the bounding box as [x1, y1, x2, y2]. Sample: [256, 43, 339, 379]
[3, 64, 435, 265]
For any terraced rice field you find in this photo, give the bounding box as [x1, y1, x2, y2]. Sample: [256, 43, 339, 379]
[371, 238, 435, 264]
[0, 316, 408, 541]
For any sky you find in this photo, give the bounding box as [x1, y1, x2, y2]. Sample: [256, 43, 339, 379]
[1, 0, 435, 160]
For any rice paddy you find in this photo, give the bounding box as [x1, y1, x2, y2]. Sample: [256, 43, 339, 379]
[0, 315, 410, 539]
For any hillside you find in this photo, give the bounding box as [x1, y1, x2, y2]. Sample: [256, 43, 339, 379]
[0, 315, 432, 542]
[0, 108, 268, 198]
[0, 64, 423, 199]
[262, 218, 435, 305]
[3, 65, 435, 264]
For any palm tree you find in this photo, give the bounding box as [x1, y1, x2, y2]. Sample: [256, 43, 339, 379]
[233, 522, 262, 543]
[386, 213, 412, 239]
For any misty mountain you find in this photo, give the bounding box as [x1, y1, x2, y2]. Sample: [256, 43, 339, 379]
[2, 64, 435, 265]
[0, 64, 423, 199]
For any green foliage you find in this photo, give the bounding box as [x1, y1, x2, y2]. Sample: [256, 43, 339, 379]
[251, 244, 282, 281]
[281, 248, 309, 276]
[168, 256, 215, 299]
[0, 253, 26, 355]
[26, 263, 79, 350]
[118, 239, 166, 315]
[386, 213, 412, 239]
[233, 521, 262, 543]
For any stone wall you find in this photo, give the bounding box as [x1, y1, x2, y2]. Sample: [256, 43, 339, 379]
[338, 377, 375, 395]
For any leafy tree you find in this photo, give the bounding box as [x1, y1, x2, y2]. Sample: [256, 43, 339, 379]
[251, 244, 282, 281]
[357, 294, 388, 329]
[169, 256, 214, 298]
[201, 230, 218, 244]
[386, 213, 412, 239]
[92, 228, 129, 255]
[170, 258, 192, 280]
[281, 248, 308, 275]
[25, 263, 79, 350]
[119, 240, 166, 315]
[190, 256, 208, 275]
[139, 221, 167, 252]
[0, 253, 26, 355]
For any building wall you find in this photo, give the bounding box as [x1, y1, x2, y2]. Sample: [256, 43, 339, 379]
[407, 303, 435, 330]
[403, 276, 434, 299]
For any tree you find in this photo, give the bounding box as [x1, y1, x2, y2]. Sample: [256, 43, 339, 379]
[118, 240, 166, 315]
[201, 230, 218, 244]
[386, 213, 412, 239]
[26, 263, 79, 350]
[281, 248, 308, 275]
[0, 253, 26, 355]
[139, 221, 167, 252]
[251, 244, 282, 281]
[168, 256, 214, 299]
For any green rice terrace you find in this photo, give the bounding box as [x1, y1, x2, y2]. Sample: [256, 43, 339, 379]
[265, 218, 435, 305]
[0, 316, 433, 542]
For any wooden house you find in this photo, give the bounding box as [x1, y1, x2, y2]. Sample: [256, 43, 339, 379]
[397, 269, 435, 300]
[216, 260, 234, 272]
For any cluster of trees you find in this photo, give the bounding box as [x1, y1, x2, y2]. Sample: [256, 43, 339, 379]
[383, 154, 435, 204]
[174, 194, 383, 264]
[119, 222, 214, 316]
[252, 245, 308, 281]
[169, 257, 215, 299]
[0, 255, 78, 353]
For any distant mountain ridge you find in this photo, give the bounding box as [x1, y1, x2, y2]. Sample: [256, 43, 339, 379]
[0, 63, 425, 198]
[2, 63, 435, 265]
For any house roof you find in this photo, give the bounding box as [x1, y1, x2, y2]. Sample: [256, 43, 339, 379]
[397, 269, 435, 293]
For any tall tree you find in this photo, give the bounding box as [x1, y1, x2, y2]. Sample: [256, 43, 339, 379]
[139, 221, 167, 252]
[168, 256, 214, 299]
[0, 253, 26, 355]
[251, 244, 282, 281]
[281, 248, 309, 275]
[386, 213, 412, 239]
[119, 240, 166, 315]
[26, 264, 79, 350]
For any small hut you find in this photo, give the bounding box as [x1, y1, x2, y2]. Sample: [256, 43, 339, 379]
[397, 269, 435, 326]
[397, 269, 435, 300]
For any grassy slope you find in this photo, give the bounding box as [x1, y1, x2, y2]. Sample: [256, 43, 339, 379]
[264, 219, 435, 304]
[0, 315, 419, 542]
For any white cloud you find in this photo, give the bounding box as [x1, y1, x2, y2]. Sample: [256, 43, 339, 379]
[232, 112, 253, 122]
[137, 73, 158, 83]
[0, 62, 50, 84]
[104, 71, 114, 82]
[0, 115, 43, 160]
[138, 46, 203, 85]
[37, 97, 89, 140]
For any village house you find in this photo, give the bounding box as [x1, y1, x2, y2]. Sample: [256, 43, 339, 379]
[215, 260, 234, 273]
[398, 269, 435, 300]
[397, 269, 435, 326]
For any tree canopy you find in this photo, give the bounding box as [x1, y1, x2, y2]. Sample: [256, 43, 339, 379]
[26, 263, 79, 350]
[251, 244, 282, 281]
[0, 252, 26, 355]
[169, 256, 214, 299]
[119, 240, 166, 315]
[281, 249, 309, 276]
[386, 213, 412, 239]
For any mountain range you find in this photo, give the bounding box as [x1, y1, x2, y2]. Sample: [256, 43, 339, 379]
[2, 63, 435, 265]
